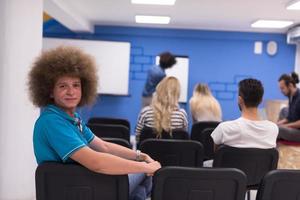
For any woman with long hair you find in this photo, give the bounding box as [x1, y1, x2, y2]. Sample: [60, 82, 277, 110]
[135, 76, 188, 143]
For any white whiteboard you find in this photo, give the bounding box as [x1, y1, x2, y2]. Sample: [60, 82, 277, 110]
[156, 56, 189, 103]
[43, 37, 130, 95]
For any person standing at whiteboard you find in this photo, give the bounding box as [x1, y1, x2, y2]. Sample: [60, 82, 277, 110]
[142, 52, 176, 107]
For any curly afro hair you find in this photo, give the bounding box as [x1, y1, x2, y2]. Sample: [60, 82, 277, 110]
[28, 46, 98, 107]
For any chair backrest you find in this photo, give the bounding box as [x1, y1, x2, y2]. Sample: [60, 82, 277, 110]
[152, 166, 247, 200]
[87, 123, 130, 142]
[256, 169, 300, 200]
[139, 139, 204, 167]
[213, 145, 279, 187]
[35, 162, 129, 200]
[102, 137, 132, 149]
[139, 126, 189, 146]
[191, 121, 220, 141]
[198, 127, 215, 160]
[88, 117, 130, 132]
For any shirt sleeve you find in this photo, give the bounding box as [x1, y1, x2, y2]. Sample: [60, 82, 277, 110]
[43, 117, 87, 162]
[211, 124, 224, 145]
[82, 123, 95, 143]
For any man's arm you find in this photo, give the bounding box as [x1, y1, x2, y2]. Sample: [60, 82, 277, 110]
[70, 146, 160, 175]
[283, 119, 300, 129]
[89, 136, 154, 163]
[277, 118, 288, 125]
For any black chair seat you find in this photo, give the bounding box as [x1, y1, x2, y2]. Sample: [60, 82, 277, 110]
[256, 169, 300, 200]
[199, 127, 216, 160]
[213, 145, 278, 200]
[152, 166, 247, 200]
[35, 162, 129, 200]
[88, 117, 130, 132]
[190, 121, 220, 141]
[138, 126, 189, 147]
[139, 139, 204, 167]
[88, 123, 130, 142]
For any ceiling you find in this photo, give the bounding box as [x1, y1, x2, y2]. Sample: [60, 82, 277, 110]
[44, 0, 300, 33]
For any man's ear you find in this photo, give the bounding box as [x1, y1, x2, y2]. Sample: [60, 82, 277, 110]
[238, 96, 243, 104]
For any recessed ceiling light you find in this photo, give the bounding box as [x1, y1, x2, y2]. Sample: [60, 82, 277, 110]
[251, 20, 293, 28]
[131, 0, 176, 5]
[135, 15, 170, 24]
[287, 0, 300, 10]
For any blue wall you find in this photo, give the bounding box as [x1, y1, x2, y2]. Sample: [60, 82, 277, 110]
[44, 20, 296, 133]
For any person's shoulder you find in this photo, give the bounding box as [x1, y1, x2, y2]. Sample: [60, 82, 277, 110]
[177, 107, 187, 113]
[175, 108, 187, 117]
[216, 118, 240, 131]
[219, 118, 238, 126]
[261, 120, 279, 129]
[140, 106, 153, 115]
[38, 106, 65, 124]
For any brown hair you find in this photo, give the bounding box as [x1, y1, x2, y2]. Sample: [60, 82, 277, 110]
[28, 46, 98, 107]
[278, 72, 299, 87]
[159, 52, 177, 69]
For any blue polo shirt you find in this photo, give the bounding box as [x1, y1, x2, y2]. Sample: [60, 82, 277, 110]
[142, 65, 166, 97]
[288, 89, 300, 123]
[33, 105, 94, 164]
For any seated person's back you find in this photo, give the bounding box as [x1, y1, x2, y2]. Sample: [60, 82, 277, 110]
[189, 83, 222, 122]
[211, 78, 278, 149]
[135, 77, 188, 143]
[212, 117, 277, 149]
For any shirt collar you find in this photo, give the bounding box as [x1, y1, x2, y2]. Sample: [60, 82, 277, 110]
[43, 104, 80, 124]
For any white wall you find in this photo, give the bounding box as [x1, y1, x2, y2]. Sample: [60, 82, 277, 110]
[295, 44, 300, 75]
[0, 0, 43, 199]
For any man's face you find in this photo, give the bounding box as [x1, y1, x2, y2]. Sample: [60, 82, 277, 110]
[279, 80, 291, 97]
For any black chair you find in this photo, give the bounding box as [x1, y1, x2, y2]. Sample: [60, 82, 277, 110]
[213, 145, 279, 200]
[88, 123, 130, 142]
[256, 169, 300, 200]
[152, 166, 247, 200]
[35, 162, 129, 200]
[138, 126, 189, 147]
[198, 127, 215, 160]
[88, 117, 130, 132]
[190, 121, 220, 142]
[139, 139, 204, 167]
[102, 137, 132, 149]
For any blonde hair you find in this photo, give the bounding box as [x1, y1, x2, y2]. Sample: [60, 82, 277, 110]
[151, 76, 180, 137]
[189, 83, 222, 122]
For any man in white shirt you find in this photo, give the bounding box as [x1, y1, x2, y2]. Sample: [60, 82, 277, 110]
[211, 78, 278, 149]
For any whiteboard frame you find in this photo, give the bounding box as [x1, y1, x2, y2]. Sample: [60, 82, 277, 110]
[43, 37, 131, 95]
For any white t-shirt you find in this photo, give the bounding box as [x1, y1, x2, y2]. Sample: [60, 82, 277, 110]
[211, 117, 278, 149]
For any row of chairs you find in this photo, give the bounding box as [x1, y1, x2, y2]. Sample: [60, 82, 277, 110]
[87, 117, 219, 157]
[36, 162, 299, 200]
[87, 118, 279, 198]
[140, 140, 278, 199]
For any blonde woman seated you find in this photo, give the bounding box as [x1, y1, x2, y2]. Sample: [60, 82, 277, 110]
[135, 76, 188, 144]
[189, 83, 222, 123]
